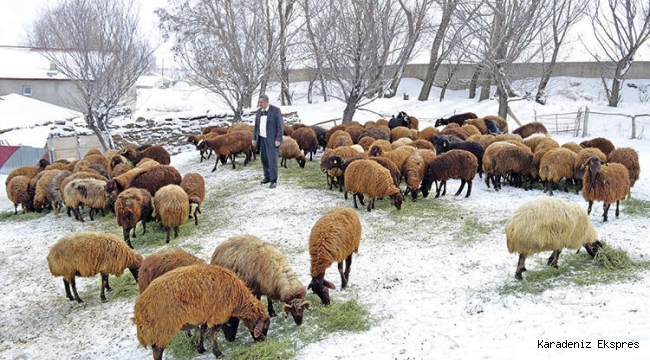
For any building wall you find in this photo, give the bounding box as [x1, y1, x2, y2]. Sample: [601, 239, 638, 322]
[0, 78, 85, 112]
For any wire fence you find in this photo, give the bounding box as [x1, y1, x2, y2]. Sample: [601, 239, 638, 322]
[534, 107, 650, 140]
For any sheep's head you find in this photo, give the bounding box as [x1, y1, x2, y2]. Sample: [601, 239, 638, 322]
[583, 240, 603, 258]
[391, 192, 404, 210]
[325, 155, 343, 171]
[434, 118, 444, 127]
[196, 139, 206, 150]
[308, 275, 335, 305]
[297, 156, 306, 168]
[369, 146, 383, 157]
[585, 156, 602, 188]
[38, 158, 50, 169]
[282, 298, 312, 326]
[242, 316, 270, 341]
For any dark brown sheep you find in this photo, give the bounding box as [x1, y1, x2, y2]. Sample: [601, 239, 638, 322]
[344, 159, 404, 212]
[580, 137, 615, 156]
[121, 146, 171, 166]
[6, 175, 33, 214]
[196, 131, 255, 171]
[421, 149, 478, 198]
[582, 157, 630, 221]
[512, 122, 548, 139]
[290, 126, 319, 161]
[126, 165, 182, 197]
[180, 172, 206, 225]
[114, 187, 153, 248]
[607, 147, 640, 191]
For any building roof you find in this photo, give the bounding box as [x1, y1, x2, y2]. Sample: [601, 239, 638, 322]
[0, 46, 70, 80]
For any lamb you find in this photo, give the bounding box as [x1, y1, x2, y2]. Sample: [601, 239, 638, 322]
[4, 158, 49, 188]
[326, 129, 354, 149]
[402, 149, 436, 201]
[47, 231, 142, 302]
[434, 136, 485, 178]
[125, 165, 183, 197]
[279, 136, 306, 168]
[344, 159, 404, 212]
[132, 264, 270, 360]
[512, 121, 548, 139]
[538, 147, 577, 195]
[6, 175, 33, 214]
[180, 172, 206, 225]
[505, 197, 601, 280]
[121, 145, 171, 166]
[434, 112, 478, 127]
[580, 137, 615, 156]
[420, 149, 478, 198]
[290, 126, 319, 161]
[607, 147, 640, 191]
[137, 248, 206, 294]
[211, 234, 312, 326]
[582, 156, 630, 221]
[63, 178, 111, 222]
[308, 207, 362, 305]
[114, 187, 153, 248]
[154, 184, 190, 243]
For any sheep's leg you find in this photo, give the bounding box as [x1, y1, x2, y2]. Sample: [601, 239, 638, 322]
[63, 279, 75, 301]
[142, 220, 147, 235]
[515, 254, 527, 281]
[455, 180, 466, 196]
[123, 228, 133, 249]
[211, 325, 224, 358]
[100, 273, 110, 302]
[441, 181, 447, 196]
[338, 261, 347, 288]
[602, 202, 611, 222]
[267, 297, 276, 317]
[547, 249, 562, 268]
[615, 200, 620, 217]
[13, 204, 17, 215]
[165, 226, 171, 243]
[338, 176, 344, 192]
[211, 157, 219, 172]
[196, 324, 207, 353]
[174, 226, 179, 238]
[230, 154, 237, 169]
[194, 208, 199, 226]
[357, 193, 365, 206]
[70, 277, 83, 303]
[89, 208, 95, 221]
[466, 180, 473, 197]
[343, 254, 353, 288]
[586, 200, 593, 215]
[485, 173, 491, 188]
[152, 345, 164, 360]
[351, 193, 358, 208]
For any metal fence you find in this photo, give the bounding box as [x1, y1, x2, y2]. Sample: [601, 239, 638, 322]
[534, 107, 650, 140]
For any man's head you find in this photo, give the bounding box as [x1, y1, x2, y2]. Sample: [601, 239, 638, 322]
[258, 94, 269, 109]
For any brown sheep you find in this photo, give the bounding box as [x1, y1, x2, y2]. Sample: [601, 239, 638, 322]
[467, 134, 498, 150]
[344, 124, 366, 143]
[114, 187, 153, 248]
[132, 264, 270, 360]
[368, 139, 393, 156]
[356, 136, 375, 151]
[512, 122, 548, 139]
[561, 142, 584, 154]
[227, 123, 254, 134]
[483, 142, 533, 190]
[63, 178, 111, 222]
[137, 248, 205, 294]
[47, 231, 142, 303]
[482, 115, 509, 134]
[211, 235, 311, 326]
[390, 126, 415, 142]
[279, 136, 306, 168]
[421, 149, 478, 198]
[582, 157, 630, 221]
[358, 127, 390, 142]
[320, 146, 362, 191]
[410, 139, 435, 151]
[440, 126, 469, 140]
[573, 147, 607, 191]
[45, 160, 76, 172]
[608, 147, 640, 191]
[368, 156, 401, 188]
[32, 169, 62, 212]
[126, 165, 182, 198]
[180, 172, 206, 225]
[6, 175, 33, 214]
[121, 145, 171, 166]
[154, 184, 190, 243]
[110, 163, 133, 178]
[188, 133, 219, 162]
[523, 134, 552, 153]
[417, 126, 440, 142]
[202, 125, 228, 135]
[538, 147, 577, 195]
[196, 131, 255, 171]
[308, 207, 362, 305]
[391, 137, 414, 149]
[344, 159, 404, 212]
[46, 169, 72, 214]
[326, 129, 354, 149]
[105, 165, 153, 196]
[402, 149, 436, 201]
[580, 137, 615, 156]
[464, 118, 489, 134]
[82, 153, 110, 171]
[377, 145, 416, 171]
[4, 158, 49, 187]
[290, 126, 319, 161]
[325, 124, 347, 143]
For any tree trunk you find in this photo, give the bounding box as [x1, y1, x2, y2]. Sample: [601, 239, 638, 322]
[88, 120, 110, 152]
[468, 65, 482, 99]
[535, 45, 561, 105]
[418, 4, 453, 101]
[479, 77, 491, 101]
[342, 93, 360, 124]
[609, 77, 622, 107]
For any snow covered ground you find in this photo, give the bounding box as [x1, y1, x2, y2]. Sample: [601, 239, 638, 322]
[1, 77, 649, 360]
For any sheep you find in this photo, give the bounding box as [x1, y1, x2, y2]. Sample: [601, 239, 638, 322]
[132, 264, 271, 360]
[154, 184, 190, 243]
[464, 118, 489, 134]
[310, 125, 328, 150]
[325, 124, 347, 143]
[290, 126, 319, 161]
[320, 146, 361, 191]
[326, 129, 354, 149]
[105, 165, 153, 196]
[227, 123, 254, 134]
[434, 136, 485, 178]
[368, 139, 393, 156]
[110, 163, 133, 178]
[440, 126, 469, 140]
[512, 121, 548, 139]
[59, 171, 108, 216]
[32, 169, 62, 212]
[82, 153, 110, 171]
[47, 231, 142, 302]
[580, 137, 615, 156]
[4, 158, 49, 188]
[47, 170, 72, 214]
[357, 136, 375, 151]
[196, 131, 255, 171]
[6, 175, 33, 214]
[524, 134, 552, 153]
[505, 197, 601, 280]
[358, 127, 390, 142]
[538, 147, 577, 195]
[114, 187, 153, 248]
[582, 156, 630, 221]
[137, 248, 205, 294]
[377, 145, 417, 171]
[402, 149, 436, 201]
[607, 147, 640, 192]
[121, 145, 171, 166]
[180, 172, 206, 225]
[388, 114, 411, 129]
[420, 149, 477, 198]
[211, 234, 312, 326]
[389, 126, 415, 143]
[125, 165, 182, 197]
[202, 124, 228, 135]
[368, 156, 401, 187]
[434, 112, 478, 127]
[308, 207, 362, 305]
[391, 137, 414, 149]
[188, 133, 217, 162]
[344, 159, 404, 212]
[410, 139, 435, 151]
[572, 147, 608, 192]
[561, 142, 584, 154]
[417, 126, 440, 142]
[344, 124, 366, 143]
[467, 134, 498, 150]
[63, 178, 110, 222]
[482, 142, 533, 190]
[45, 159, 77, 172]
[482, 115, 508, 134]
[279, 136, 306, 168]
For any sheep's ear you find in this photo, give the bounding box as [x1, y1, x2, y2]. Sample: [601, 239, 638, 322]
[253, 320, 265, 338]
[324, 280, 336, 289]
[302, 300, 312, 311]
[282, 304, 291, 317]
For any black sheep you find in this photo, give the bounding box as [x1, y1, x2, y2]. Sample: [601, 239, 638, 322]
[434, 112, 478, 127]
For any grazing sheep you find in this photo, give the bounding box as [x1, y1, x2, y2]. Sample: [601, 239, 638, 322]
[410, 139, 435, 151]
[105, 165, 153, 196]
[561, 142, 584, 154]
[279, 136, 306, 168]
[47, 170, 72, 214]
[63, 178, 110, 222]
[580, 137, 615, 156]
[538, 147, 577, 195]
[154, 185, 190, 243]
[121, 145, 171, 166]
[417, 126, 440, 142]
[434, 112, 478, 127]
[325, 124, 347, 144]
[138, 248, 205, 294]
[608, 147, 640, 191]
[126, 165, 182, 197]
[358, 127, 390, 142]
[132, 264, 270, 360]
[390, 126, 415, 142]
[5, 158, 49, 188]
[483, 142, 533, 190]
[375, 145, 416, 171]
[308, 207, 362, 305]
[421, 149, 478, 198]
[344, 124, 366, 143]
[291, 126, 319, 161]
[310, 125, 328, 150]
[505, 198, 601, 280]
[434, 136, 485, 178]
[368, 139, 393, 156]
[368, 156, 401, 187]
[326, 129, 354, 149]
[32, 169, 62, 212]
[582, 157, 630, 221]
[110, 163, 133, 178]
[512, 122, 548, 139]
[211, 235, 312, 325]
[344, 159, 404, 212]
[180, 172, 206, 225]
[6, 175, 33, 214]
[114, 188, 153, 248]
[524, 135, 552, 153]
[464, 118, 489, 134]
[402, 149, 436, 201]
[320, 146, 361, 191]
[47, 231, 142, 302]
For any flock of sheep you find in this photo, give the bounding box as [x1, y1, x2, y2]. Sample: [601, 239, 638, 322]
[2, 109, 641, 359]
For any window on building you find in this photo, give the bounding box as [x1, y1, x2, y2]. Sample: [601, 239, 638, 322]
[22, 85, 32, 96]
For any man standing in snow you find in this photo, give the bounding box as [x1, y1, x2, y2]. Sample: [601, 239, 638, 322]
[252, 94, 284, 189]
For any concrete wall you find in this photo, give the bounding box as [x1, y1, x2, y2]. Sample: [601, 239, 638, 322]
[0, 78, 85, 112]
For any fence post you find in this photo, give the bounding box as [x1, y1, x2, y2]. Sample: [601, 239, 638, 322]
[574, 108, 582, 137]
[631, 115, 636, 139]
[582, 107, 589, 137]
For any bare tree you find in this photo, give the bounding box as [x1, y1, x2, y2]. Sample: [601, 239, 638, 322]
[275, 0, 300, 106]
[590, 0, 650, 107]
[300, 0, 336, 103]
[157, 0, 277, 122]
[28, 0, 153, 151]
[535, 0, 588, 105]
